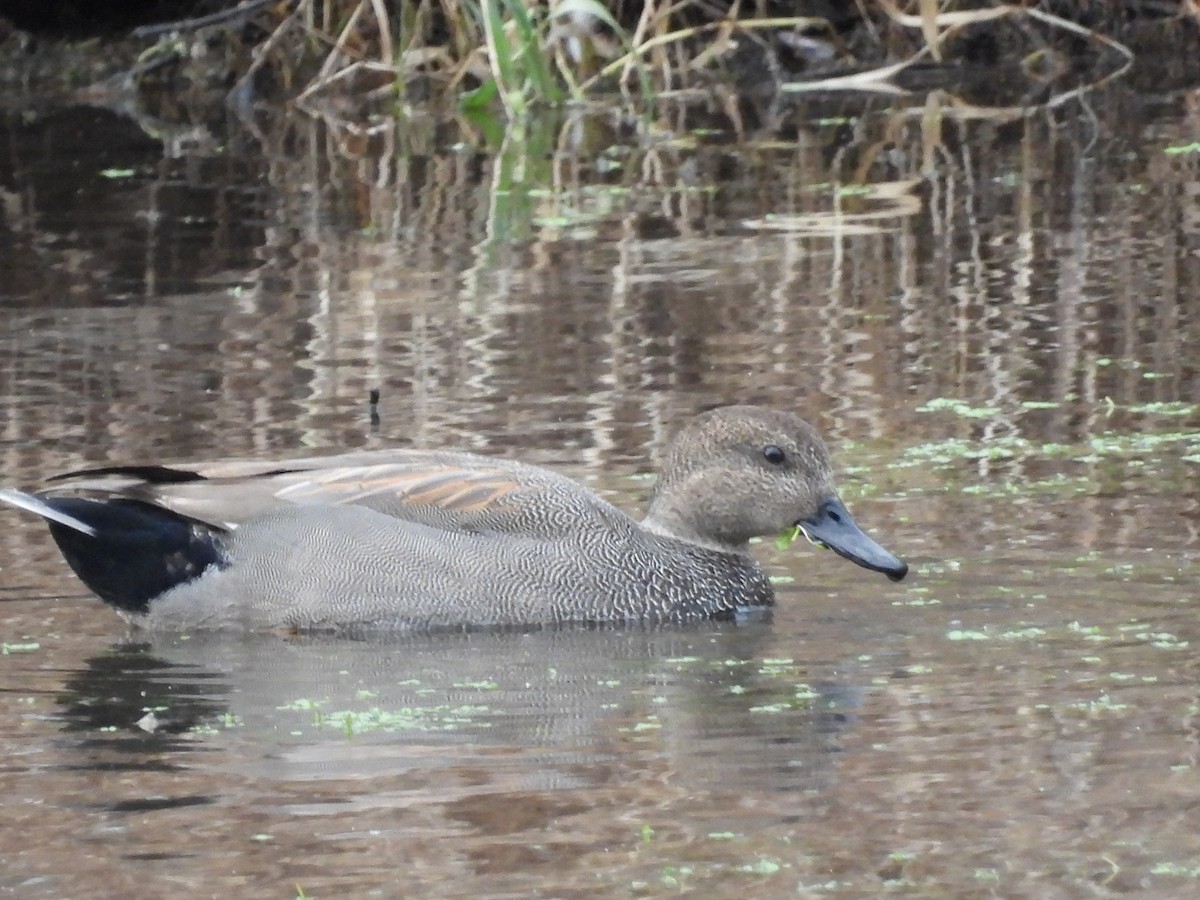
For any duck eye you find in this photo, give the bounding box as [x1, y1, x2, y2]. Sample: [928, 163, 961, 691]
[762, 445, 786, 465]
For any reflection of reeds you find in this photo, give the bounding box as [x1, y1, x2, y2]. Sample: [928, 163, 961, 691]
[2, 14, 1199, 559]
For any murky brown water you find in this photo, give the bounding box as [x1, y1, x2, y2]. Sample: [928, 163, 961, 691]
[3, 66, 1200, 897]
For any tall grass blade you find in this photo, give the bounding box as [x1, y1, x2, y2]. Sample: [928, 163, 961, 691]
[482, 0, 523, 115]
[502, 0, 562, 103]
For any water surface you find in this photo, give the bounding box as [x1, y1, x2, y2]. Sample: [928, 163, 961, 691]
[2, 68, 1200, 896]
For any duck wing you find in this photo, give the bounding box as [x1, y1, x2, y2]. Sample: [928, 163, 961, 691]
[40, 451, 636, 539]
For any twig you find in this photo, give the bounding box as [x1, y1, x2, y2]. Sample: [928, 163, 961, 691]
[584, 16, 830, 92]
[228, 0, 312, 106]
[296, 0, 372, 103]
[131, 0, 287, 39]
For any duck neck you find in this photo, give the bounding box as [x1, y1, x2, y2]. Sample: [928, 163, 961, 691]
[641, 507, 751, 556]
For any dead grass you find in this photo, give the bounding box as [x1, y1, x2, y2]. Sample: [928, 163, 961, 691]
[123, 0, 1160, 115]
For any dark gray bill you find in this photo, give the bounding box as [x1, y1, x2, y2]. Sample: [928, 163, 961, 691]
[798, 497, 908, 582]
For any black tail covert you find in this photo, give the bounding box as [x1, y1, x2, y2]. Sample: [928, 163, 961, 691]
[42, 497, 224, 615]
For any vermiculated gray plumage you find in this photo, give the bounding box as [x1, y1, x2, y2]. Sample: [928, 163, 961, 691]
[0, 406, 907, 631]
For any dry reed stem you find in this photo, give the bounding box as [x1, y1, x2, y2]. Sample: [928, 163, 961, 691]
[587, 16, 830, 91]
[876, 0, 1132, 62]
[298, 0, 372, 101]
[780, 58, 920, 95]
[369, 0, 394, 65]
[783, 1, 1132, 96]
[917, 0, 942, 61]
[230, 0, 313, 99]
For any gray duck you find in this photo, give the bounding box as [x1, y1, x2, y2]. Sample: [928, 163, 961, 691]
[0, 406, 907, 631]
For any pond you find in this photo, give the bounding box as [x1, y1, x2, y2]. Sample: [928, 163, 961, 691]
[2, 54, 1200, 896]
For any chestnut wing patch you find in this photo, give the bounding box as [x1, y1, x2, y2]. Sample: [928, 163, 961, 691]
[274, 465, 526, 514]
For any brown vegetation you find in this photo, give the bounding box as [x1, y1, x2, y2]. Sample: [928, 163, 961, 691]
[5, 1, 1196, 119]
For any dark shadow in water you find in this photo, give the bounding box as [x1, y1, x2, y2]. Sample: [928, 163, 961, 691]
[57, 641, 228, 737]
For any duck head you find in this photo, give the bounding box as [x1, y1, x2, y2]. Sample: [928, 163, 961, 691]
[644, 406, 908, 581]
